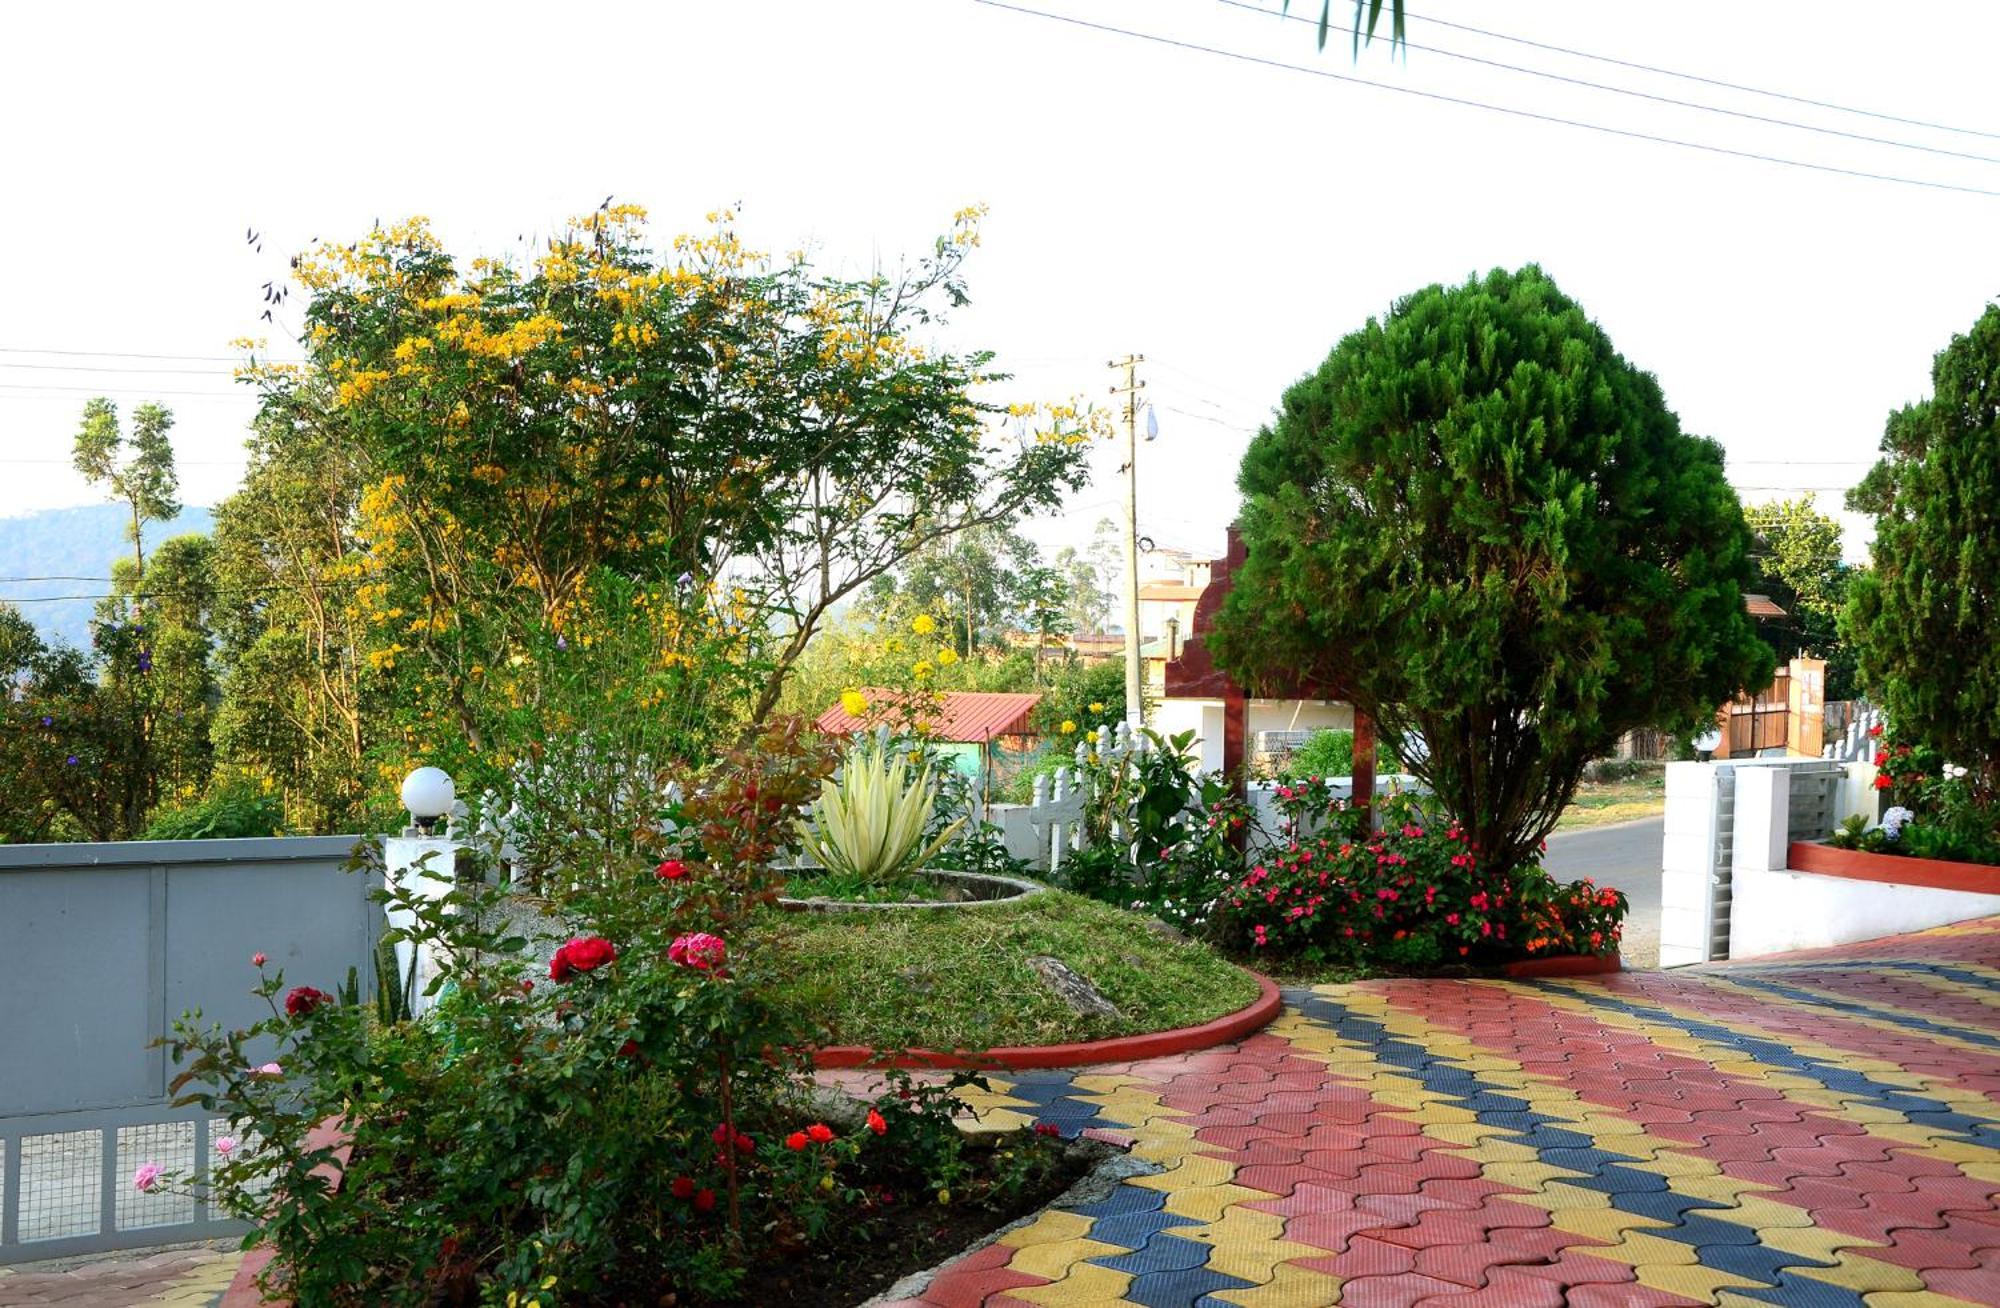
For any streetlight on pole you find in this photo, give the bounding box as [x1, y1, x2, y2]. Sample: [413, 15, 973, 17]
[1108, 354, 1147, 727]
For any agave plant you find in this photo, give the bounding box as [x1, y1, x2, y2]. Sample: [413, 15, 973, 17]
[796, 744, 964, 885]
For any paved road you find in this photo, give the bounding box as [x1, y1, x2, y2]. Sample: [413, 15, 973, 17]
[1545, 815, 1664, 967]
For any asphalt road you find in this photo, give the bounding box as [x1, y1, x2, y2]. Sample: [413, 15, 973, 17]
[1543, 815, 1664, 967]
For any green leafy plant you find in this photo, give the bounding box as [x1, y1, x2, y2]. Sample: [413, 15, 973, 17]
[141, 775, 284, 841]
[797, 742, 965, 885]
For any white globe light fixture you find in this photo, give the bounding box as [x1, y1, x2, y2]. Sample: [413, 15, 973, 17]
[401, 767, 456, 836]
[1692, 727, 1723, 762]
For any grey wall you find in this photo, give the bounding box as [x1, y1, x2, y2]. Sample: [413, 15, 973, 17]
[0, 837, 378, 1118]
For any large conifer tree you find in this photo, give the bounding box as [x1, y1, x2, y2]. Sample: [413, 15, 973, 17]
[1846, 303, 2000, 796]
[1213, 266, 1770, 877]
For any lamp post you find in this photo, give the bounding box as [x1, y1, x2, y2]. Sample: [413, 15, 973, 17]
[400, 766, 456, 836]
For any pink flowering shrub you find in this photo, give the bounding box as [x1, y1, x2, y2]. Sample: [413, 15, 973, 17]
[1222, 792, 1626, 969]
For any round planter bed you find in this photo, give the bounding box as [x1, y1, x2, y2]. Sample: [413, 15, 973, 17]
[809, 968, 1281, 1070]
[777, 868, 1046, 913]
[1787, 840, 2000, 895]
[1498, 951, 1622, 979]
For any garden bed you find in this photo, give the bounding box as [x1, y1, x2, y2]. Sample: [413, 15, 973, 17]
[749, 891, 1262, 1050]
[223, 1127, 1114, 1308]
[1788, 840, 2000, 894]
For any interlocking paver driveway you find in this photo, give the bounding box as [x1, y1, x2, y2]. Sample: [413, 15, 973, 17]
[891, 917, 2000, 1307]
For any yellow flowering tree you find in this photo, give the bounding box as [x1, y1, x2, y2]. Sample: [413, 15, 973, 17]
[241, 203, 1098, 784]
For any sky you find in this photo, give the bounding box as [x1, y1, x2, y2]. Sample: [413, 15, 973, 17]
[4, 0, 1998, 572]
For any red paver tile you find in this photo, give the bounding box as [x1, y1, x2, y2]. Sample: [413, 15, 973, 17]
[1338, 1272, 1472, 1307]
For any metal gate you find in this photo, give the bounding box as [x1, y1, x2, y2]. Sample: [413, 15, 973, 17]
[0, 835, 374, 1263]
[1726, 668, 1790, 754]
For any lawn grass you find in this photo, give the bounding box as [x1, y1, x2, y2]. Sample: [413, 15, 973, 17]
[1555, 771, 1666, 830]
[746, 890, 1262, 1050]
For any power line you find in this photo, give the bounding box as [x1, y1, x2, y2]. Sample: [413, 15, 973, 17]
[969, 0, 2000, 199]
[0, 457, 249, 467]
[0, 361, 241, 377]
[1374, 3, 2000, 143]
[0, 346, 300, 364]
[1216, 0, 2000, 168]
[0, 383, 249, 399]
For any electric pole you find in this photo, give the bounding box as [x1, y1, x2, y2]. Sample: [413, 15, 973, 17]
[1108, 354, 1145, 727]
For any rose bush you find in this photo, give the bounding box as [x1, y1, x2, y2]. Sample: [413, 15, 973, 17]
[155, 721, 1069, 1306]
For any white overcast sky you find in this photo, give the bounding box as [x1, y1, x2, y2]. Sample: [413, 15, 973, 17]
[5, 0, 1998, 568]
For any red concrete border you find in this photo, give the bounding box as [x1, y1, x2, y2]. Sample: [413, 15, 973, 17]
[809, 970, 1282, 1070]
[1788, 840, 2000, 896]
[1499, 951, 1622, 978]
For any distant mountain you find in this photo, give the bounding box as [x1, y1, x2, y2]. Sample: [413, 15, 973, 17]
[0, 504, 216, 651]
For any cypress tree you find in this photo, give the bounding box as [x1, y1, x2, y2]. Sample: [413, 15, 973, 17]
[1845, 303, 2000, 796]
[1213, 266, 1770, 877]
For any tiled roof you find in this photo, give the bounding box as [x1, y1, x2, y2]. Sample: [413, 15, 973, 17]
[814, 690, 1043, 743]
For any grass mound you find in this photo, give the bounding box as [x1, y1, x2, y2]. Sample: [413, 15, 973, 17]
[748, 890, 1260, 1050]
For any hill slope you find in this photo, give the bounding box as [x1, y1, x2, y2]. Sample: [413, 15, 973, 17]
[0, 504, 216, 650]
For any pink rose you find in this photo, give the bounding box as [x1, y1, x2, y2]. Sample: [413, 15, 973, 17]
[133, 1162, 163, 1193]
[669, 932, 727, 972]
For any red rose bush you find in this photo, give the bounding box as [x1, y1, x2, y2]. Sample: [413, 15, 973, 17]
[157, 722, 1067, 1307]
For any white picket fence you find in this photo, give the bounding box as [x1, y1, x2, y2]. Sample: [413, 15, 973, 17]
[1001, 723, 1430, 875]
[1823, 703, 1883, 762]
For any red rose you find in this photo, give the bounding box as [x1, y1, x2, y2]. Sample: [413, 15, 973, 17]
[561, 936, 617, 972]
[807, 1123, 834, 1144]
[617, 1039, 640, 1059]
[671, 1176, 695, 1199]
[1869, 723, 1884, 737]
[735, 1133, 755, 1153]
[693, 1188, 716, 1212]
[1874, 774, 1893, 790]
[786, 1131, 809, 1151]
[251, 952, 267, 968]
[284, 986, 331, 1018]
[549, 951, 574, 982]
[867, 1108, 888, 1136]
[655, 859, 688, 881]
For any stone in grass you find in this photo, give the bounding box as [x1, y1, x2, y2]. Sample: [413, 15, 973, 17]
[1027, 956, 1122, 1021]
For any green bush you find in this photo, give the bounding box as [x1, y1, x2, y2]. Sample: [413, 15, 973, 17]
[141, 777, 284, 841]
[1281, 730, 1353, 780]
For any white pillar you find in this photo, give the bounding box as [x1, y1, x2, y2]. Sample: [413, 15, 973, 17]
[1660, 761, 1721, 967]
[1732, 765, 1791, 874]
[382, 834, 461, 1015]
